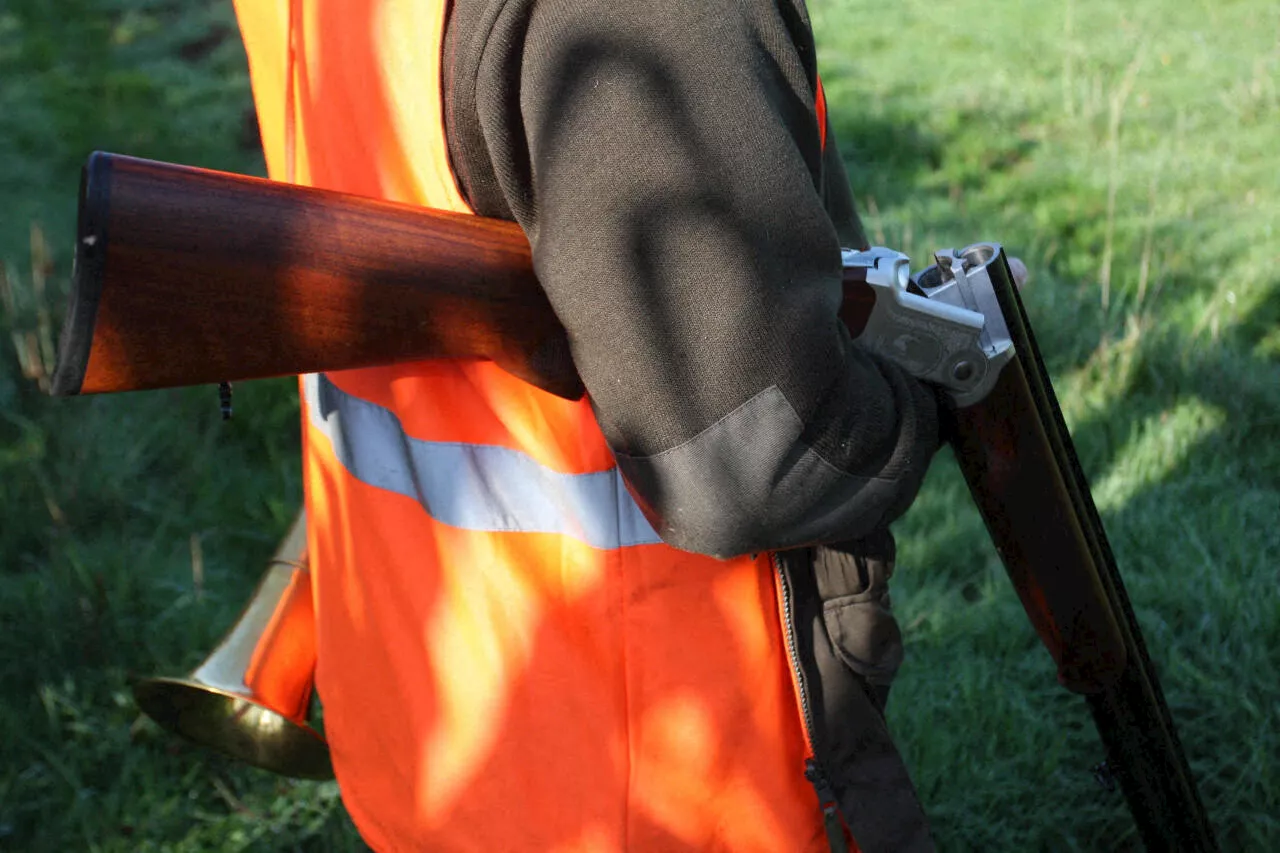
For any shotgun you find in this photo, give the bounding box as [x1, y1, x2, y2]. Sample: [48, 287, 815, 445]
[52, 152, 1217, 851]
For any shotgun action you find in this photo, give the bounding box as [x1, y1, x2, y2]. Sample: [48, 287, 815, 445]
[51, 152, 1216, 851]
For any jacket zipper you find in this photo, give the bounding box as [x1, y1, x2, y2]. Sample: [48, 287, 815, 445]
[805, 759, 851, 853]
[772, 553, 851, 853]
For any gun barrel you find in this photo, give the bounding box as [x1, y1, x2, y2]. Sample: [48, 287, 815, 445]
[948, 247, 1218, 851]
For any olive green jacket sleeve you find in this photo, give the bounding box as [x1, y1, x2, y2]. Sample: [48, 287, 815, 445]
[444, 0, 940, 558]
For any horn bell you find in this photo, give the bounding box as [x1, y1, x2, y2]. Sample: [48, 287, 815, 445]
[133, 511, 334, 780]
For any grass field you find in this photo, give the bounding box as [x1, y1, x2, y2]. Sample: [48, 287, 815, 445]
[1, 0, 1276, 850]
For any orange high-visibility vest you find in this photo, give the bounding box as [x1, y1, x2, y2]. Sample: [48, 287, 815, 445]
[233, 2, 840, 850]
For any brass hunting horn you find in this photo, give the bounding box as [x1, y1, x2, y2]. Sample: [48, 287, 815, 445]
[133, 511, 334, 779]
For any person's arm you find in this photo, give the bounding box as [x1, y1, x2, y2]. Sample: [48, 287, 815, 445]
[445, 0, 939, 558]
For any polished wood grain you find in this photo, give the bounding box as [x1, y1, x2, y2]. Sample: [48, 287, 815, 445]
[54, 153, 581, 398]
[54, 152, 885, 401]
[838, 265, 878, 338]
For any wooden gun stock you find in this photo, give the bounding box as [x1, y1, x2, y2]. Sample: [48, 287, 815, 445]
[52, 152, 583, 400]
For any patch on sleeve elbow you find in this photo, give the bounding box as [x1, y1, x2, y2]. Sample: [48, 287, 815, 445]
[612, 385, 899, 557]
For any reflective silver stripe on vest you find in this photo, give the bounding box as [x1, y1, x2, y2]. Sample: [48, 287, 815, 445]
[303, 374, 662, 549]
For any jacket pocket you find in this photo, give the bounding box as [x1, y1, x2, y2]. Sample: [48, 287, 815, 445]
[822, 589, 903, 687]
[814, 536, 904, 689]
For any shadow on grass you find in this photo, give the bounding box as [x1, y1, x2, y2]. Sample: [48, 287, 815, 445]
[890, 266, 1279, 850]
[822, 65, 1279, 851]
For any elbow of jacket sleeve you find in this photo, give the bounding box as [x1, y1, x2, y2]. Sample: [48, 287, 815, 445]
[610, 386, 910, 559]
[615, 444, 904, 560]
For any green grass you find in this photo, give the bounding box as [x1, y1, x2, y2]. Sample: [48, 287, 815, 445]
[1, 1, 362, 850]
[814, 0, 1280, 849]
[1, 0, 1277, 850]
